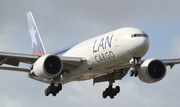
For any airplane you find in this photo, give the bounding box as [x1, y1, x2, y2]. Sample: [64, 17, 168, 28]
[0, 11, 180, 99]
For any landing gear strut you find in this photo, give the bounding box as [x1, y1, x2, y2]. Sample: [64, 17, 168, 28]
[45, 81, 62, 96]
[129, 57, 141, 77]
[129, 70, 138, 77]
[102, 71, 120, 99]
[131, 57, 141, 63]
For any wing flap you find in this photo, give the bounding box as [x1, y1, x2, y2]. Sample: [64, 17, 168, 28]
[3, 58, 20, 66]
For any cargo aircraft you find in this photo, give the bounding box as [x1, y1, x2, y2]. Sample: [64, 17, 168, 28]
[0, 12, 179, 99]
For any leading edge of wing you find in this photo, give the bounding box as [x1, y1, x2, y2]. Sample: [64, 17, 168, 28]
[0, 51, 39, 64]
[160, 58, 180, 68]
[0, 51, 86, 72]
[0, 66, 30, 72]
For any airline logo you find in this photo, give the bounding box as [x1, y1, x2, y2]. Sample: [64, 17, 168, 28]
[27, 12, 46, 55]
[93, 35, 115, 63]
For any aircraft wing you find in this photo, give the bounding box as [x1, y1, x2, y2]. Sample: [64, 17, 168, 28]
[93, 58, 180, 84]
[0, 51, 39, 66]
[161, 58, 180, 68]
[1, 50, 180, 83]
[0, 51, 85, 72]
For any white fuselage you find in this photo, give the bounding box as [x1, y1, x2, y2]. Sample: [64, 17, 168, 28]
[59, 27, 149, 84]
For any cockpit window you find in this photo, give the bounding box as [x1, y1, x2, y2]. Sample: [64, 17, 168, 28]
[131, 34, 148, 38]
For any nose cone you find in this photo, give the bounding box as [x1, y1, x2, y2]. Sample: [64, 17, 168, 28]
[131, 37, 150, 58]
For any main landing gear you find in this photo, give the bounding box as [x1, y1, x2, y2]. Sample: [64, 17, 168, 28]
[102, 83, 120, 99]
[45, 81, 62, 96]
[102, 72, 120, 99]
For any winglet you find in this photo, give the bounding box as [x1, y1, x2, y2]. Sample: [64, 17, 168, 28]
[27, 12, 46, 55]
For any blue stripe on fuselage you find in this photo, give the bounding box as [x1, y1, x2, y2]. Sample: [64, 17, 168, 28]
[51, 44, 77, 56]
[54, 48, 71, 55]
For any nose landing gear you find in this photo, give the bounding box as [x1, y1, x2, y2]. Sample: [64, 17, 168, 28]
[129, 70, 138, 77]
[129, 57, 141, 77]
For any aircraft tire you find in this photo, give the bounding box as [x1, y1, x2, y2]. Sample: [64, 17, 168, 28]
[58, 84, 62, 91]
[134, 70, 138, 77]
[102, 91, 107, 98]
[45, 89, 49, 96]
[115, 86, 120, 93]
[110, 93, 114, 99]
[129, 70, 134, 76]
[52, 92, 57, 96]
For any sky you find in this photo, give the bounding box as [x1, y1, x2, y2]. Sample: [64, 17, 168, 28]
[0, 0, 180, 107]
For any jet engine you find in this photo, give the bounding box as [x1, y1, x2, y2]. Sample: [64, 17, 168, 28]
[31, 54, 63, 79]
[138, 59, 166, 83]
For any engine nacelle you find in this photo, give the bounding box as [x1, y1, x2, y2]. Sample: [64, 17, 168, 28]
[138, 59, 166, 83]
[31, 54, 63, 79]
